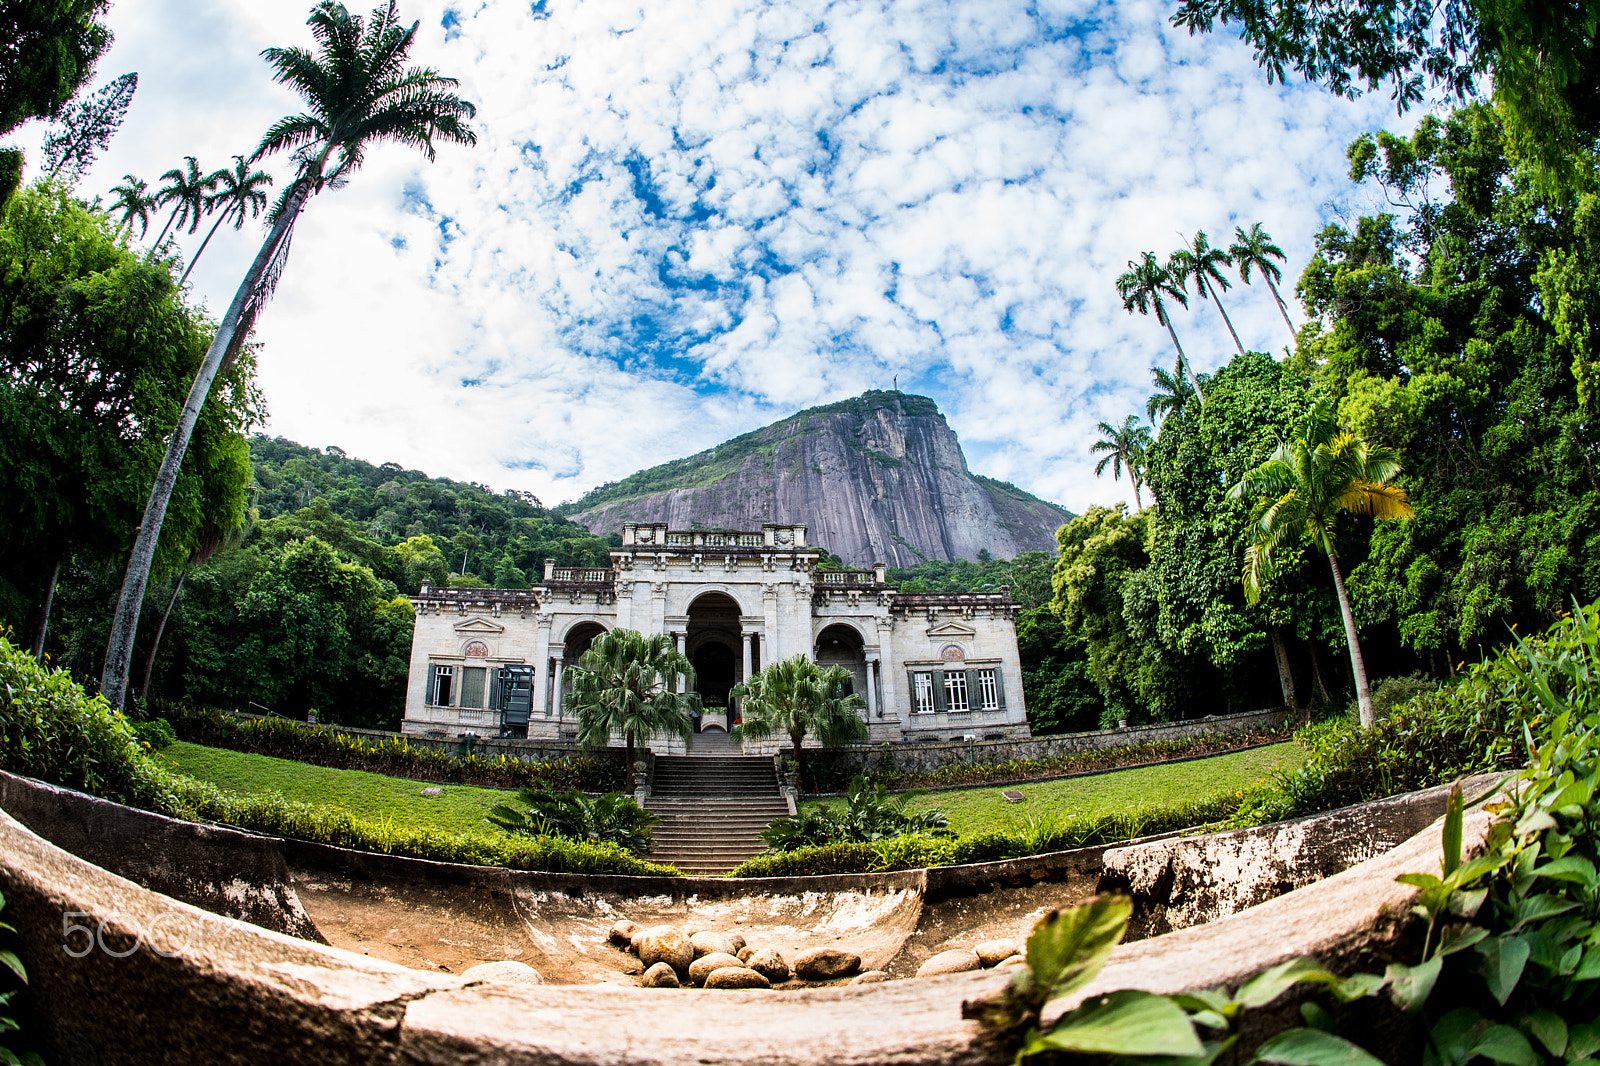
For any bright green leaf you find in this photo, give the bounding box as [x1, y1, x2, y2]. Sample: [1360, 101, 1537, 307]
[1568, 1022, 1600, 1058]
[1468, 1025, 1537, 1066]
[1386, 956, 1441, 1013]
[1026, 896, 1132, 1008]
[1039, 991, 1205, 1056]
[1535, 855, 1596, 888]
[1513, 893, 1578, 929]
[0, 953, 22, 984]
[1442, 781, 1463, 877]
[1437, 924, 1490, 956]
[1520, 1010, 1567, 1056]
[1236, 957, 1337, 1009]
[1477, 936, 1530, 1007]
[1253, 1027, 1389, 1065]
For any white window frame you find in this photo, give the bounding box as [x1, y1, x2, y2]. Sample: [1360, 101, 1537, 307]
[944, 671, 969, 712]
[913, 672, 935, 714]
[977, 668, 1000, 711]
[429, 664, 455, 707]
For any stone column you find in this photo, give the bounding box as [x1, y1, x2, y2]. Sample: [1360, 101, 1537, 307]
[742, 630, 753, 682]
[762, 584, 780, 661]
[876, 620, 898, 723]
[532, 613, 552, 718]
[552, 659, 564, 720]
[864, 655, 878, 718]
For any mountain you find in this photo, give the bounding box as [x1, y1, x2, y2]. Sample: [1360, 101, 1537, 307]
[563, 391, 1072, 567]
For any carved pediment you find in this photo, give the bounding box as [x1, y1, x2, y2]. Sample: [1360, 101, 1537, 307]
[925, 619, 976, 639]
[453, 617, 506, 635]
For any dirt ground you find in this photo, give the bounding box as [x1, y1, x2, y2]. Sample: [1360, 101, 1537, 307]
[291, 866, 1092, 986]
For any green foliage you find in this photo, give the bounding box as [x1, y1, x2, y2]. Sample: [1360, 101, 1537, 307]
[732, 655, 866, 790]
[488, 787, 659, 855]
[0, 888, 42, 1066]
[0, 0, 111, 136]
[131, 716, 174, 750]
[157, 700, 624, 791]
[567, 628, 697, 768]
[760, 774, 951, 850]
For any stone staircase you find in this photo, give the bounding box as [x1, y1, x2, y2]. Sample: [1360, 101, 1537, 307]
[646, 747, 788, 875]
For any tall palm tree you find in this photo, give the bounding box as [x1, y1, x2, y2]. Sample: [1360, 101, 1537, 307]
[1116, 251, 1206, 404]
[1229, 402, 1414, 729]
[151, 156, 220, 247]
[180, 156, 273, 285]
[731, 656, 866, 792]
[1146, 360, 1198, 425]
[108, 174, 155, 239]
[1230, 223, 1296, 344]
[98, 0, 477, 710]
[566, 629, 697, 773]
[1090, 415, 1153, 512]
[1171, 231, 1246, 357]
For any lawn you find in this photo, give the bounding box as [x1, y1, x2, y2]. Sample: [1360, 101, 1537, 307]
[161, 741, 517, 836]
[821, 742, 1306, 836]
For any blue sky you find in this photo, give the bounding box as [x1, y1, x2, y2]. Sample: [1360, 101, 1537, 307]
[21, 0, 1411, 513]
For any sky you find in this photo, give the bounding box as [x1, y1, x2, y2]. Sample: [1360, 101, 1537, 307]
[20, 0, 1411, 514]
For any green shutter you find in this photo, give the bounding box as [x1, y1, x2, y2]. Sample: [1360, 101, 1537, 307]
[933, 670, 948, 712]
[427, 668, 437, 706]
[965, 670, 979, 711]
[489, 668, 503, 710]
[993, 668, 1007, 710]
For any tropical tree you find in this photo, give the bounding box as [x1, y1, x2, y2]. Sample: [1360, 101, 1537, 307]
[731, 655, 866, 791]
[487, 788, 659, 855]
[1145, 361, 1198, 425]
[1230, 223, 1296, 343]
[1170, 230, 1245, 357]
[40, 70, 135, 184]
[150, 155, 219, 247]
[98, 0, 477, 710]
[1090, 415, 1152, 512]
[566, 628, 697, 773]
[1116, 251, 1206, 402]
[107, 173, 154, 239]
[1228, 402, 1414, 728]
[179, 155, 273, 285]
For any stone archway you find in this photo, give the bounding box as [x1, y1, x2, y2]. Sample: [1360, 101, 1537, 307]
[686, 592, 742, 729]
[815, 623, 868, 698]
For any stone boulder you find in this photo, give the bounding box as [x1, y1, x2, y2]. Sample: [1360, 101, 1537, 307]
[995, 955, 1026, 969]
[637, 926, 694, 972]
[848, 970, 889, 985]
[704, 967, 771, 990]
[640, 962, 680, 988]
[609, 919, 640, 947]
[975, 939, 1018, 968]
[459, 961, 542, 986]
[737, 946, 756, 964]
[793, 947, 860, 981]
[687, 952, 743, 986]
[746, 948, 790, 983]
[690, 931, 740, 959]
[729, 932, 747, 954]
[915, 949, 981, 978]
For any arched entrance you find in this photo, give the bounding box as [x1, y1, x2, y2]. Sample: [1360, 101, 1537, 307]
[815, 623, 868, 701]
[555, 621, 608, 718]
[686, 592, 742, 730]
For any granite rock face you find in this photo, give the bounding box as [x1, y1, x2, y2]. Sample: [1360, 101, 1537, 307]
[569, 392, 1072, 567]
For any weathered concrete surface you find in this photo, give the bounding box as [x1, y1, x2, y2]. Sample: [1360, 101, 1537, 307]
[0, 770, 321, 941]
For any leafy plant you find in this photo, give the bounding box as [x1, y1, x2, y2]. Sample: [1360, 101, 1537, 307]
[760, 775, 952, 851]
[0, 889, 42, 1066]
[487, 787, 659, 855]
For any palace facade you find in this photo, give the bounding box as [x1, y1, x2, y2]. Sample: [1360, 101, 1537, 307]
[401, 522, 1031, 752]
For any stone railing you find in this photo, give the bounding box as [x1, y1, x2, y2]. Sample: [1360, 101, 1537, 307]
[818, 570, 877, 585]
[663, 532, 766, 548]
[889, 590, 1013, 608]
[549, 568, 614, 583]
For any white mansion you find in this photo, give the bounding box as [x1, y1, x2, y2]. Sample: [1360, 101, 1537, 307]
[401, 523, 1031, 751]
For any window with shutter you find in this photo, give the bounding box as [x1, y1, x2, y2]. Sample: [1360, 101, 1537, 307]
[430, 665, 454, 707]
[911, 672, 936, 714]
[976, 668, 1000, 710]
[944, 671, 969, 711]
[459, 667, 487, 709]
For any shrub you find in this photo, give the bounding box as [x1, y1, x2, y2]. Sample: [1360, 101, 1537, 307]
[1369, 672, 1438, 719]
[487, 788, 659, 855]
[761, 775, 951, 851]
[131, 717, 175, 750]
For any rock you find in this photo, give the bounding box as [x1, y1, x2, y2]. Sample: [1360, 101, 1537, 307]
[690, 931, 740, 959]
[976, 939, 1019, 968]
[609, 919, 641, 947]
[736, 946, 756, 963]
[746, 948, 790, 983]
[793, 947, 860, 981]
[637, 926, 694, 972]
[629, 929, 648, 954]
[460, 960, 542, 985]
[687, 952, 743, 986]
[916, 949, 982, 977]
[995, 955, 1027, 969]
[729, 932, 747, 954]
[640, 962, 680, 988]
[849, 970, 890, 985]
[704, 967, 771, 990]
[420, 786, 443, 796]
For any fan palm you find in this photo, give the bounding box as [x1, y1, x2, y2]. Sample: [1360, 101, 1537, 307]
[1228, 402, 1414, 728]
[731, 655, 867, 792]
[1230, 222, 1296, 343]
[98, 0, 477, 710]
[566, 629, 697, 773]
[108, 174, 154, 239]
[1146, 361, 1199, 425]
[487, 788, 659, 855]
[150, 156, 220, 247]
[1090, 415, 1152, 511]
[179, 155, 273, 285]
[1171, 230, 1245, 357]
[1116, 251, 1206, 404]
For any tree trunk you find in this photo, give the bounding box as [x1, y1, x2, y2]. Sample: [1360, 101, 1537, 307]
[1326, 550, 1376, 728]
[1263, 275, 1297, 344]
[1204, 276, 1247, 357]
[1161, 313, 1207, 405]
[791, 728, 807, 794]
[139, 570, 186, 701]
[153, 202, 182, 248]
[1308, 642, 1332, 706]
[624, 728, 635, 784]
[1269, 626, 1298, 712]
[29, 557, 61, 661]
[99, 181, 311, 711]
[179, 211, 228, 286]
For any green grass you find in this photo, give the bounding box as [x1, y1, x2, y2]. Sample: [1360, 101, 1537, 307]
[819, 742, 1307, 836]
[162, 740, 514, 837]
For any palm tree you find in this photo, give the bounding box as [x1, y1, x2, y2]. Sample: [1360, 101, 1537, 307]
[151, 156, 220, 247]
[1230, 223, 1296, 344]
[108, 174, 155, 239]
[1116, 251, 1206, 404]
[1146, 361, 1199, 425]
[1090, 415, 1153, 511]
[1228, 402, 1414, 729]
[179, 156, 273, 286]
[1171, 231, 1246, 357]
[732, 656, 866, 792]
[567, 629, 697, 773]
[98, 0, 477, 711]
